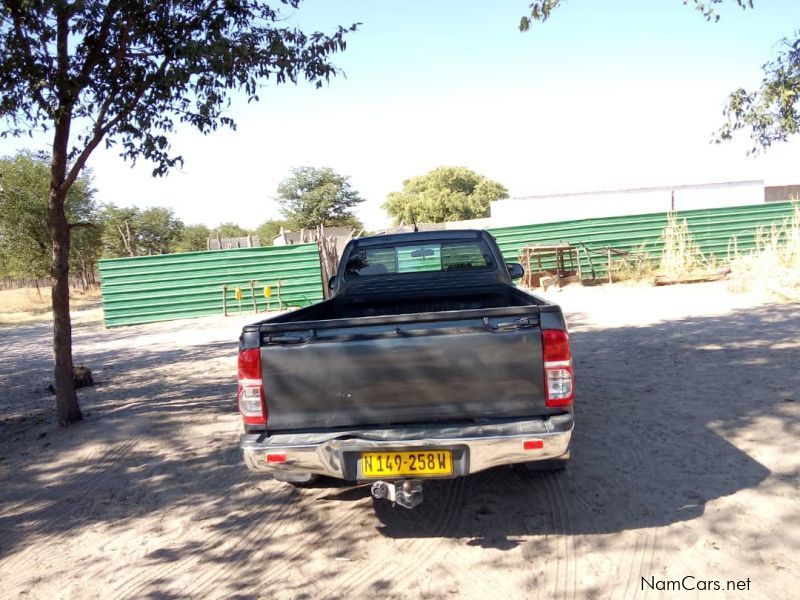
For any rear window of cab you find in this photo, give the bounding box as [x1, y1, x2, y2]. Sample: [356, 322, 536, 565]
[345, 240, 495, 277]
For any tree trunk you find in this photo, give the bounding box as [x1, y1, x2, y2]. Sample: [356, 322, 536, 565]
[80, 258, 89, 291]
[48, 94, 82, 426]
[48, 185, 82, 427]
[43, 5, 82, 427]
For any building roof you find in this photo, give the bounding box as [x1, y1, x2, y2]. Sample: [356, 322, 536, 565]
[512, 180, 764, 202]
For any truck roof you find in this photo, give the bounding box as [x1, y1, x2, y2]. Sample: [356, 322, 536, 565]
[353, 229, 486, 247]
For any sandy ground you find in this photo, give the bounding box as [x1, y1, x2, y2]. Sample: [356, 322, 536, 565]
[0, 281, 798, 599]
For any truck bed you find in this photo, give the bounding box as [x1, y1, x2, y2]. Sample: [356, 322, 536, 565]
[255, 285, 544, 324]
[242, 287, 564, 432]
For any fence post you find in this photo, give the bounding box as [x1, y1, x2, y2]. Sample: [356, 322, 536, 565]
[249, 280, 257, 313]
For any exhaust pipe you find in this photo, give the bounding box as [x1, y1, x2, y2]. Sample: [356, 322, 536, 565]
[370, 479, 424, 509]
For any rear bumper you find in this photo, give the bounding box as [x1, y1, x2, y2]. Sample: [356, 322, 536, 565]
[240, 414, 572, 481]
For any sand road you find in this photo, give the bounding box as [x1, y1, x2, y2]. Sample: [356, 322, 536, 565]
[0, 281, 797, 599]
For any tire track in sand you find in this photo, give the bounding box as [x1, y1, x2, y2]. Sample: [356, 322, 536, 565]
[435, 468, 522, 600]
[540, 470, 575, 600]
[0, 437, 143, 589]
[508, 466, 574, 600]
[113, 480, 299, 599]
[324, 475, 469, 599]
[198, 481, 385, 598]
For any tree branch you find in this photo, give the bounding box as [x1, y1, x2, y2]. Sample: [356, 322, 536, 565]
[6, 1, 51, 114]
[60, 1, 220, 192]
[55, 5, 69, 98]
[60, 54, 172, 194]
[76, 1, 121, 90]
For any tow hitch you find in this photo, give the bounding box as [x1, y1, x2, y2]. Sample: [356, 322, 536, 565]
[370, 479, 424, 509]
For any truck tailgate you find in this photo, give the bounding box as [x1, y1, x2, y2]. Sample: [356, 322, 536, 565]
[259, 310, 547, 430]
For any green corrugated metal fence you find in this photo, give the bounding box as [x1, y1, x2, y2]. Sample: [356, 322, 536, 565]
[98, 243, 323, 327]
[98, 202, 796, 327]
[488, 201, 797, 278]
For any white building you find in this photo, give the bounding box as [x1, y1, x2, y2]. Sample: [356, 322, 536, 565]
[490, 180, 765, 228]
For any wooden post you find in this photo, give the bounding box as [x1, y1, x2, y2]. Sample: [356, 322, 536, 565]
[526, 249, 532, 284]
[582, 245, 596, 281]
[557, 248, 563, 276]
[607, 248, 613, 284]
[222, 285, 228, 316]
[249, 280, 257, 313]
[277, 280, 283, 310]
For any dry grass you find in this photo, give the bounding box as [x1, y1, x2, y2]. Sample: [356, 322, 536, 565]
[657, 212, 718, 279]
[728, 203, 800, 301]
[602, 215, 718, 285]
[606, 243, 655, 282]
[0, 287, 102, 326]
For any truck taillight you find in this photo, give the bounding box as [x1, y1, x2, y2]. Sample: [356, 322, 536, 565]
[542, 329, 574, 408]
[238, 348, 267, 425]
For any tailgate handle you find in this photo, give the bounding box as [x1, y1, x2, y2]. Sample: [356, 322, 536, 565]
[265, 335, 308, 345]
[492, 318, 535, 330]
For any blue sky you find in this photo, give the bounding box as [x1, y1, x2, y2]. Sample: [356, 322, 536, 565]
[4, 0, 800, 229]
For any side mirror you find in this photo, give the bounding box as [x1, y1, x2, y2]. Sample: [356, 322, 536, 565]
[328, 275, 337, 289]
[506, 262, 524, 280]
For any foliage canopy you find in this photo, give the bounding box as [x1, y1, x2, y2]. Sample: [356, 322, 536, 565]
[277, 166, 364, 230]
[0, 153, 99, 280]
[254, 219, 289, 245]
[0, 1, 357, 179]
[175, 223, 211, 253]
[0, 0, 356, 425]
[717, 34, 800, 153]
[383, 166, 508, 225]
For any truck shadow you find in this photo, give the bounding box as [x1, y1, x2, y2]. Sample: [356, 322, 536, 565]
[367, 302, 797, 544]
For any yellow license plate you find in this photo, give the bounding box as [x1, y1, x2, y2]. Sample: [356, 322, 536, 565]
[361, 450, 453, 478]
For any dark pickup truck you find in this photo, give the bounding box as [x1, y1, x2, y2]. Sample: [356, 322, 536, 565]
[238, 229, 573, 507]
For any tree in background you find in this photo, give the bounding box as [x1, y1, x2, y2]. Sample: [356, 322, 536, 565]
[100, 204, 187, 256]
[277, 167, 364, 230]
[212, 222, 251, 239]
[67, 193, 103, 289]
[254, 219, 290, 246]
[175, 224, 211, 253]
[136, 207, 184, 255]
[0, 153, 100, 289]
[0, 154, 53, 281]
[100, 204, 139, 258]
[0, 2, 355, 425]
[519, 1, 799, 153]
[383, 166, 508, 225]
